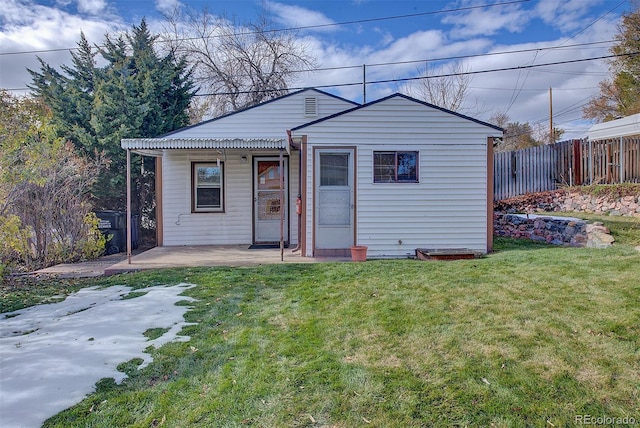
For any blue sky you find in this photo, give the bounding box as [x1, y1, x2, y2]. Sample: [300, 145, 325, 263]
[0, 0, 633, 137]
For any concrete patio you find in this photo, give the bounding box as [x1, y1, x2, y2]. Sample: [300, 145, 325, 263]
[34, 245, 351, 278]
[104, 245, 340, 275]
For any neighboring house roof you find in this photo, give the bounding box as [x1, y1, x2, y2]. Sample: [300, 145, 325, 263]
[588, 113, 640, 141]
[160, 88, 359, 138]
[291, 92, 503, 132]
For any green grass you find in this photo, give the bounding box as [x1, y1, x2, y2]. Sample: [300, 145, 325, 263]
[2, 214, 639, 427]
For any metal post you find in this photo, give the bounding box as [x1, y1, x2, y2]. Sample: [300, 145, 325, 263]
[549, 87, 553, 144]
[620, 136, 624, 182]
[126, 149, 131, 264]
[589, 139, 593, 184]
[279, 149, 284, 262]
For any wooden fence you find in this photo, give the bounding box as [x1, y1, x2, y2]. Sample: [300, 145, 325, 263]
[494, 137, 640, 200]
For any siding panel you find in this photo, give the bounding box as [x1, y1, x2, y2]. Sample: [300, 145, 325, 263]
[296, 95, 499, 257]
[162, 150, 299, 246]
[156, 90, 347, 246]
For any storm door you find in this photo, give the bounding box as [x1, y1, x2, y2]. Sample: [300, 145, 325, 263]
[254, 158, 289, 243]
[315, 149, 354, 250]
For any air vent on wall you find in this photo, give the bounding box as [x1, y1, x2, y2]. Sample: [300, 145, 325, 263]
[304, 97, 318, 117]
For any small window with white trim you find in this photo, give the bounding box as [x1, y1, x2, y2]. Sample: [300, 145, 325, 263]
[192, 162, 224, 212]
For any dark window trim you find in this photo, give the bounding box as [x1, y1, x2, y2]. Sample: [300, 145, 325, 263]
[373, 151, 419, 183]
[191, 161, 225, 213]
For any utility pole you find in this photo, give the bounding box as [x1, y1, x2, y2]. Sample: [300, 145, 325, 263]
[549, 87, 553, 144]
[363, 64, 367, 103]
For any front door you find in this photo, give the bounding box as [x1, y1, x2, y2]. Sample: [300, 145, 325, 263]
[315, 149, 355, 250]
[254, 157, 289, 243]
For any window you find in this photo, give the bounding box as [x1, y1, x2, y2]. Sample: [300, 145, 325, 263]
[373, 151, 418, 183]
[192, 162, 224, 212]
[320, 153, 349, 186]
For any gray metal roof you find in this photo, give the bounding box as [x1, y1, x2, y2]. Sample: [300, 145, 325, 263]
[121, 137, 287, 150]
[588, 113, 640, 141]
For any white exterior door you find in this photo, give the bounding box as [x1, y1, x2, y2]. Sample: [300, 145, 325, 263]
[315, 149, 354, 249]
[254, 158, 288, 243]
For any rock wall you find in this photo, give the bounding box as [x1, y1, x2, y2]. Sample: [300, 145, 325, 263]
[495, 188, 640, 217]
[494, 213, 614, 248]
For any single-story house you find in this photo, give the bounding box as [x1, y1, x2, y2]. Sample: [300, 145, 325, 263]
[588, 112, 640, 141]
[121, 88, 503, 259]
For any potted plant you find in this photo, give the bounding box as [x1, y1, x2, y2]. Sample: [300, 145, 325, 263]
[350, 245, 368, 262]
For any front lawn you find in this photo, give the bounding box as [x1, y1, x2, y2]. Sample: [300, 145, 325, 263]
[4, 215, 639, 427]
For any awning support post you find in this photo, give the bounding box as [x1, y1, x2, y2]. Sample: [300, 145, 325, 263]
[279, 148, 284, 262]
[126, 149, 132, 264]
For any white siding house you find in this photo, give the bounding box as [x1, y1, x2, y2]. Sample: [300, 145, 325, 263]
[121, 89, 357, 247]
[290, 94, 502, 257]
[122, 90, 502, 258]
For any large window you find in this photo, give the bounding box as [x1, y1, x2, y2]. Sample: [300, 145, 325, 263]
[192, 162, 224, 212]
[373, 151, 418, 183]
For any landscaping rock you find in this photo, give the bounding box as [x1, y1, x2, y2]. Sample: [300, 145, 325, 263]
[494, 213, 615, 248]
[587, 231, 615, 249]
[495, 187, 640, 218]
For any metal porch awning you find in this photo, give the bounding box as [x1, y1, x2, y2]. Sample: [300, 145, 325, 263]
[121, 137, 290, 264]
[121, 137, 289, 156]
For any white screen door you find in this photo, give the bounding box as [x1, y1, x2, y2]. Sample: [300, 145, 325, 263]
[315, 149, 354, 249]
[254, 158, 288, 243]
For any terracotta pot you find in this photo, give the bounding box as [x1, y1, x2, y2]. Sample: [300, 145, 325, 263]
[350, 245, 368, 262]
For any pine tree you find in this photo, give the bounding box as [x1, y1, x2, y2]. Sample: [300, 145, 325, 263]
[28, 19, 194, 232]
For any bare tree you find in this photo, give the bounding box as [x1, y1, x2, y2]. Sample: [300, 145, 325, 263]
[162, 6, 317, 120]
[405, 61, 479, 114]
[490, 112, 538, 152]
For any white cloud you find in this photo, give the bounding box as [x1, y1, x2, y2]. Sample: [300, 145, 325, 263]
[296, 29, 494, 103]
[77, 0, 107, 15]
[265, 0, 336, 31]
[441, 1, 531, 38]
[155, 0, 182, 16]
[0, 0, 122, 92]
[535, 0, 607, 32]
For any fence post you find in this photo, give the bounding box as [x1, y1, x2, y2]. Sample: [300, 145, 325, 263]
[572, 139, 582, 186]
[588, 139, 593, 184]
[620, 136, 625, 182]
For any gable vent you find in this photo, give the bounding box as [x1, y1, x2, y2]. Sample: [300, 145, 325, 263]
[304, 97, 318, 117]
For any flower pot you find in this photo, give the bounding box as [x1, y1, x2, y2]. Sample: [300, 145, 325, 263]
[350, 245, 368, 262]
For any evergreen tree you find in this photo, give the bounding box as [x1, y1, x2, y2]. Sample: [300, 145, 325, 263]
[29, 19, 194, 232]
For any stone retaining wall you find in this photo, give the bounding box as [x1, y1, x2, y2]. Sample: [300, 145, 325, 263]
[494, 213, 614, 248]
[495, 188, 640, 217]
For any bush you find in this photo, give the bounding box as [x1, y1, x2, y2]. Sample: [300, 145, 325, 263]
[0, 92, 108, 272]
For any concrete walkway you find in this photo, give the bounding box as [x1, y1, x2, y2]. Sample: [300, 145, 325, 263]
[34, 246, 349, 278]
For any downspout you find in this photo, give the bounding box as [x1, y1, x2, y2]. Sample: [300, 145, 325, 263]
[287, 130, 302, 253]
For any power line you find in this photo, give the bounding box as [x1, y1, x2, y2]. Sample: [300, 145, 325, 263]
[0, 0, 531, 56]
[4, 39, 615, 92]
[503, 0, 625, 116]
[192, 52, 639, 97]
[291, 40, 615, 74]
